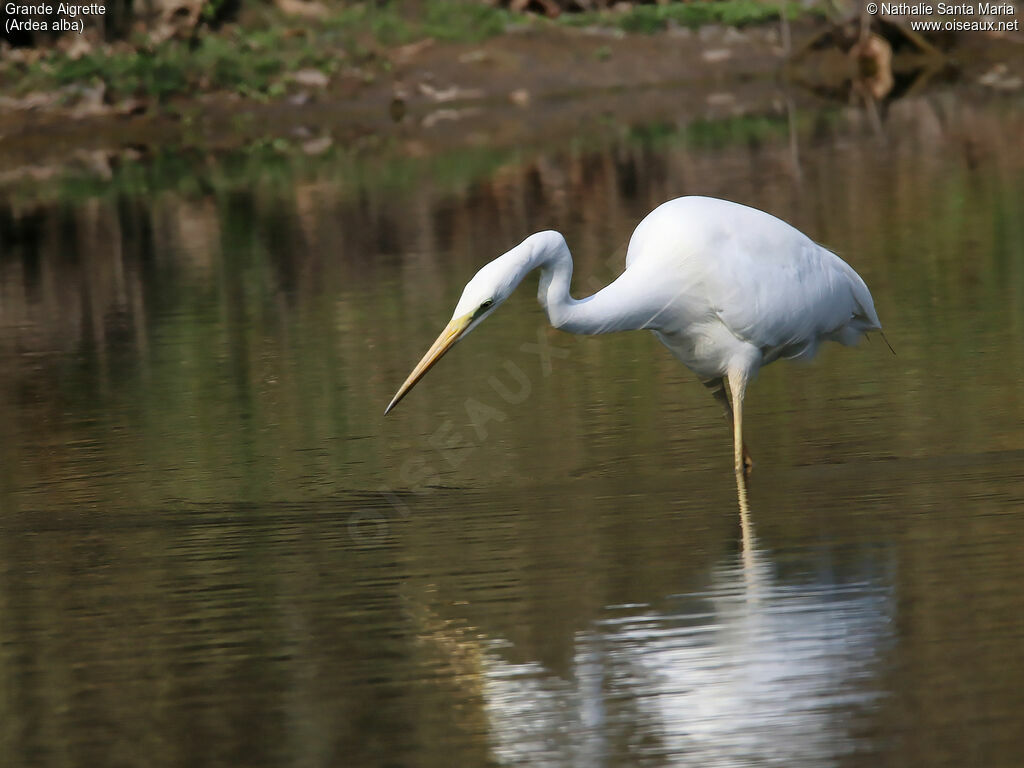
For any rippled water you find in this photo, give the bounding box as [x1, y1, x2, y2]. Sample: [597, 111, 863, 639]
[2, 93, 1024, 766]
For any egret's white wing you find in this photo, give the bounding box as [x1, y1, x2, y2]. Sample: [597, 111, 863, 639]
[626, 197, 880, 361]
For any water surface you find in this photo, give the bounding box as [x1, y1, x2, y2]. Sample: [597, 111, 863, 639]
[1, 93, 1023, 766]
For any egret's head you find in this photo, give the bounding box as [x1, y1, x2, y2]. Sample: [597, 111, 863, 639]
[384, 256, 517, 415]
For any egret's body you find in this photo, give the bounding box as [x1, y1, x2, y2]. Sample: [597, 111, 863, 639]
[386, 196, 881, 474]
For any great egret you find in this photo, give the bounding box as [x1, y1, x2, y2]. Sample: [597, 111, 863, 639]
[385, 196, 882, 474]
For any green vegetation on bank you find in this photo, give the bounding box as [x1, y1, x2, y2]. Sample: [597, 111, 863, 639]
[563, 0, 810, 33]
[330, 0, 514, 44]
[330, 0, 809, 43]
[9, 20, 344, 102]
[3, 0, 816, 103]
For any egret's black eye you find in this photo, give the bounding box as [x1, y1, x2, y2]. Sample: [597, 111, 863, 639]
[480, 299, 493, 309]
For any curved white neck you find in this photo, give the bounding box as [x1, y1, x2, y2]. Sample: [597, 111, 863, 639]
[504, 231, 655, 335]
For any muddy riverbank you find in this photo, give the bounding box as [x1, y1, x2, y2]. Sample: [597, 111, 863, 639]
[1, 15, 1022, 196]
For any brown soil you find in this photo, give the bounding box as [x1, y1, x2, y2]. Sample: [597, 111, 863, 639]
[1, 19, 1021, 184]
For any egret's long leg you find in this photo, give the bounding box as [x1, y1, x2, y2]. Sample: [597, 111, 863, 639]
[727, 373, 753, 477]
[702, 377, 753, 473]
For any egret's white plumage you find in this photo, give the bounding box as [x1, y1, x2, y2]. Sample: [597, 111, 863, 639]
[386, 196, 882, 474]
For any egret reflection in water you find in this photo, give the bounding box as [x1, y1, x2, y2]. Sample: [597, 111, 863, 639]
[476, 496, 892, 767]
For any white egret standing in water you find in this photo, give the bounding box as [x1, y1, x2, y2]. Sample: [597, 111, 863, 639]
[385, 196, 882, 474]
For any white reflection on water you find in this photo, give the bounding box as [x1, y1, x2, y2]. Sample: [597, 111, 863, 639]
[481, 538, 892, 767]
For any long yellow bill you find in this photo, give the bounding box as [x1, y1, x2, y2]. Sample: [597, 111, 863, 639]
[385, 314, 472, 415]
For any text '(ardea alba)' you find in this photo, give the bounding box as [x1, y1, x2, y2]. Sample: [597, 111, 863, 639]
[386, 196, 882, 474]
